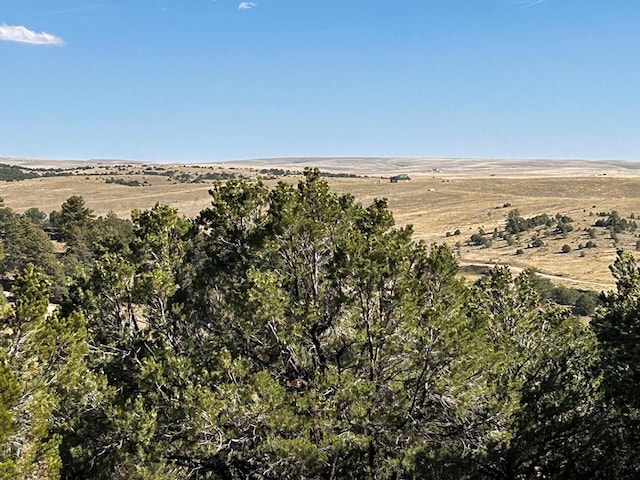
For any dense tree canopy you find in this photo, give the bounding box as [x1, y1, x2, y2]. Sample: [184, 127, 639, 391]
[0, 172, 638, 478]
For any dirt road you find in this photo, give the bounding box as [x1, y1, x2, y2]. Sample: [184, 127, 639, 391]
[459, 261, 615, 291]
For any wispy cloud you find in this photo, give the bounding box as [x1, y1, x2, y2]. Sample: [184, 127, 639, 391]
[238, 2, 256, 10]
[517, 0, 548, 8]
[0, 24, 64, 45]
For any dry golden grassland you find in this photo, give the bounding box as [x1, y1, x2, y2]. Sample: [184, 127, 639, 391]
[2, 158, 640, 290]
[0, 164, 226, 218]
[326, 175, 640, 289]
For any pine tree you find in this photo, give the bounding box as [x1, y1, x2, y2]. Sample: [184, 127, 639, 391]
[591, 251, 640, 476]
[0, 266, 91, 479]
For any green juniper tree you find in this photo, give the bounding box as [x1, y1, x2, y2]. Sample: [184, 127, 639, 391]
[440, 268, 604, 480]
[0, 173, 610, 479]
[590, 251, 640, 477]
[0, 266, 91, 480]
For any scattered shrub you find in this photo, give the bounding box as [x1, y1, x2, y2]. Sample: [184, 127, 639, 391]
[105, 177, 145, 187]
[469, 233, 492, 248]
[531, 237, 544, 248]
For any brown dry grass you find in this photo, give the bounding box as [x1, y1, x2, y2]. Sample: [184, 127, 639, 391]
[324, 175, 640, 289]
[3, 157, 640, 290]
[0, 165, 228, 218]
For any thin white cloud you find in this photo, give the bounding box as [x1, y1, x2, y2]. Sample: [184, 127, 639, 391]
[0, 24, 64, 46]
[518, 0, 548, 8]
[238, 2, 256, 10]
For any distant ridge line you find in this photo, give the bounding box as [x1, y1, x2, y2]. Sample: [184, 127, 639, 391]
[217, 157, 640, 176]
[1, 156, 639, 176]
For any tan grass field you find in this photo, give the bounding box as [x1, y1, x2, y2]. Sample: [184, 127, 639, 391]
[3, 156, 640, 290]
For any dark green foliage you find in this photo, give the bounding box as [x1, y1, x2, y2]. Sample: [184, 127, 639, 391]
[592, 251, 640, 407]
[1, 173, 637, 478]
[434, 268, 603, 479]
[574, 291, 599, 316]
[561, 244, 571, 253]
[105, 177, 145, 187]
[0, 165, 72, 182]
[22, 207, 48, 227]
[39, 169, 74, 178]
[49, 197, 135, 284]
[195, 171, 245, 181]
[152, 170, 248, 183]
[91, 212, 134, 255]
[594, 210, 637, 233]
[527, 272, 601, 316]
[56, 170, 471, 477]
[0, 164, 39, 182]
[526, 269, 554, 299]
[0, 348, 19, 454]
[179, 170, 466, 477]
[317, 170, 360, 178]
[0, 208, 62, 285]
[469, 232, 491, 247]
[505, 211, 575, 239]
[505, 211, 550, 234]
[259, 167, 299, 176]
[590, 251, 640, 476]
[0, 266, 92, 479]
[50, 195, 95, 244]
[551, 284, 578, 305]
[141, 168, 173, 176]
[258, 168, 360, 179]
[555, 213, 573, 223]
[555, 213, 574, 236]
[530, 237, 544, 248]
[556, 222, 574, 236]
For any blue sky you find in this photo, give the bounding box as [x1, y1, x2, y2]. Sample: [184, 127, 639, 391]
[1, 0, 639, 162]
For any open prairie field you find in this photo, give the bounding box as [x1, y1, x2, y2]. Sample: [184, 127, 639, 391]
[2, 157, 640, 290]
[0, 161, 233, 218]
[326, 175, 640, 289]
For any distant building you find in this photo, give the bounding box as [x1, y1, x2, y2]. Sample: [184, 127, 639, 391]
[390, 174, 411, 183]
